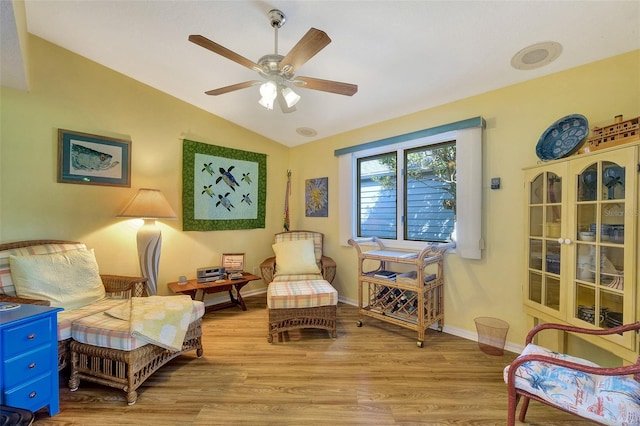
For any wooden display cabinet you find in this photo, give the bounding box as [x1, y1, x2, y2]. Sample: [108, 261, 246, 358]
[523, 142, 639, 362]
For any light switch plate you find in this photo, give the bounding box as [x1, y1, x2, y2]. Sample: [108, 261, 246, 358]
[491, 177, 501, 190]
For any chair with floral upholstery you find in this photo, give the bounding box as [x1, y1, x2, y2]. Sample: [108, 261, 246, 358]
[504, 321, 640, 425]
[259, 230, 338, 343]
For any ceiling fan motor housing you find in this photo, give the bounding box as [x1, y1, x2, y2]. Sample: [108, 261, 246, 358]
[258, 54, 294, 81]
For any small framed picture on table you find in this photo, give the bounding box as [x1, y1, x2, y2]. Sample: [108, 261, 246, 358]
[222, 253, 245, 279]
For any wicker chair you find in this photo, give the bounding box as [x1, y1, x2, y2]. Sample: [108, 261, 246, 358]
[504, 321, 640, 425]
[259, 231, 338, 343]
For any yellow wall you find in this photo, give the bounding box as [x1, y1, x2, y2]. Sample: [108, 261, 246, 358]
[290, 50, 639, 359]
[1, 33, 638, 360]
[0, 36, 289, 296]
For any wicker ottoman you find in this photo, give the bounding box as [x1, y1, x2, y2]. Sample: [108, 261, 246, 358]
[266, 279, 338, 343]
[68, 301, 204, 405]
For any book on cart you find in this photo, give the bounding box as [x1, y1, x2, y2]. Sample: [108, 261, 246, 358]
[396, 271, 437, 284]
[373, 270, 397, 280]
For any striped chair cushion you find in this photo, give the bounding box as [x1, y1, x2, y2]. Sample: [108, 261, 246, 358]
[0, 243, 86, 296]
[71, 300, 205, 351]
[273, 273, 324, 282]
[267, 279, 337, 309]
[57, 298, 127, 341]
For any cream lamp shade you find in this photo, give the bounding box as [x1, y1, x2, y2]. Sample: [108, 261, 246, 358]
[118, 189, 177, 295]
[118, 188, 178, 219]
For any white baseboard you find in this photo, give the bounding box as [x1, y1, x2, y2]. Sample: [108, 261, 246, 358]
[202, 287, 267, 308]
[338, 295, 524, 355]
[202, 291, 524, 355]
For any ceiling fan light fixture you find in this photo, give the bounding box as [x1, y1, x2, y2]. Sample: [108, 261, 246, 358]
[259, 81, 278, 109]
[282, 86, 301, 108]
[259, 80, 277, 98]
[258, 96, 274, 110]
[190, 8, 358, 112]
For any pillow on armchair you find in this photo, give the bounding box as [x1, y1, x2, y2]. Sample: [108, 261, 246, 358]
[9, 248, 106, 310]
[272, 239, 321, 276]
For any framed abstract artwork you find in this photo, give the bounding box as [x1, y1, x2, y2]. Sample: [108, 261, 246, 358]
[182, 139, 266, 231]
[57, 129, 131, 187]
[305, 177, 328, 217]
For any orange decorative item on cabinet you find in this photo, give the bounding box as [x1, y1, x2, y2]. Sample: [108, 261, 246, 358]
[579, 115, 640, 154]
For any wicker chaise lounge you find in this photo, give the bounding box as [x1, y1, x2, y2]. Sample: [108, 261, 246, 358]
[0, 239, 204, 405]
[0, 240, 149, 370]
[69, 312, 203, 405]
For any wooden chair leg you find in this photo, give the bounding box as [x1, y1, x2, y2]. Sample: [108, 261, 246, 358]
[518, 396, 530, 422]
[507, 393, 519, 426]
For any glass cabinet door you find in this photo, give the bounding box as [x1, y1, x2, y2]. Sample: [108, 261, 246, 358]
[570, 149, 636, 349]
[525, 168, 566, 317]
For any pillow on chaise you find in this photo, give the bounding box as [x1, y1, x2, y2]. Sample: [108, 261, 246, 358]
[10, 248, 106, 310]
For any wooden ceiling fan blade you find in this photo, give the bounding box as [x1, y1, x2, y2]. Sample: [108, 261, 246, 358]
[294, 77, 358, 96]
[279, 28, 331, 74]
[189, 35, 261, 72]
[205, 81, 261, 96]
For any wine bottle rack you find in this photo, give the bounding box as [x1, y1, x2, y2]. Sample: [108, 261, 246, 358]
[349, 237, 452, 347]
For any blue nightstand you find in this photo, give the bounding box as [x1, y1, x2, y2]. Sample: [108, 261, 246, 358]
[0, 303, 62, 416]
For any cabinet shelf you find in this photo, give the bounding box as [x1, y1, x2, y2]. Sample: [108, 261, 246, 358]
[349, 237, 452, 348]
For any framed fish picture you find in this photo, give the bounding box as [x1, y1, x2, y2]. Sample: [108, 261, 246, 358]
[182, 139, 266, 231]
[57, 129, 131, 187]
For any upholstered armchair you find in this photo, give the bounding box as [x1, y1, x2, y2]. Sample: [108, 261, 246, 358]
[504, 321, 640, 425]
[259, 230, 336, 284]
[259, 230, 338, 343]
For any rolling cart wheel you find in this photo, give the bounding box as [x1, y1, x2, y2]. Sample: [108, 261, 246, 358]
[356, 321, 363, 327]
[417, 341, 424, 348]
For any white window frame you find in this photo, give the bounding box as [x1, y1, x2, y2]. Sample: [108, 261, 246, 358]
[337, 119, 484, 259]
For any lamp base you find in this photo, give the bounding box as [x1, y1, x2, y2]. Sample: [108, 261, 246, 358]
[137, 219, 161, 295]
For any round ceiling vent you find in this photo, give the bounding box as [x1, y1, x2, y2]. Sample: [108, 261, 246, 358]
[511, 41, 562, 70]
[296, 127, 318, 137]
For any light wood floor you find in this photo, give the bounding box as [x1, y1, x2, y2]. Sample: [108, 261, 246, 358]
[34, 295, 587, 425]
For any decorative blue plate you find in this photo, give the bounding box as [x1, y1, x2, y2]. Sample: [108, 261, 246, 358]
[536, 114, 589, 161]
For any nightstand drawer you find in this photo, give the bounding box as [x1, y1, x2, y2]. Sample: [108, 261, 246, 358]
[3, 374, 53, 412]
[2, 317, 54, 358]
[4, 345, 53, 388]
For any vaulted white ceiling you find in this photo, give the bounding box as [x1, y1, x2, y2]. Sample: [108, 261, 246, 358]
[4, 1, 639, 147]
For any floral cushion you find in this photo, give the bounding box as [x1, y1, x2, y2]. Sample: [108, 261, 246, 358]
[504, 343, 640, 425]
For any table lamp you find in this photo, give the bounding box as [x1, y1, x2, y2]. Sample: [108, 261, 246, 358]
[118, 188, 177, 295]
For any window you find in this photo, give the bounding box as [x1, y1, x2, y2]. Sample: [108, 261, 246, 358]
[336, 117, 484, 259]
[357, 142, 456, 242]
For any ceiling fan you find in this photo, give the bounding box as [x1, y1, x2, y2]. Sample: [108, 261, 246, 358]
[189, 9, 358, 113]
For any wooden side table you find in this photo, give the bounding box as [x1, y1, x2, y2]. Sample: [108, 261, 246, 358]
[168, 272, 260, 312]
